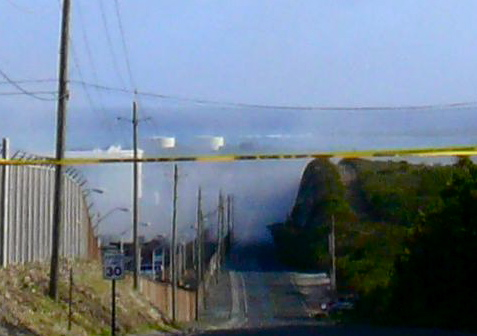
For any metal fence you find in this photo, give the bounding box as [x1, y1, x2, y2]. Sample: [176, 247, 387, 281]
[0, 138, 97, 266]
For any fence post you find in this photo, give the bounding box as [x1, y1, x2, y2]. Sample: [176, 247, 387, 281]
[1, 138, 10, 267]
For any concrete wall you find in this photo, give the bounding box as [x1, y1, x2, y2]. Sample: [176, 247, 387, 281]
[139, 250, 222, 323]
[140, 277, 196, 322]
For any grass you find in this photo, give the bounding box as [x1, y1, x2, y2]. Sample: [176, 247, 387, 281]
[0, 259, 175, 336]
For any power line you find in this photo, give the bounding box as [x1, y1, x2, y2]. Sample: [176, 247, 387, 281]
[98, 0, 127, 89]
[73, 1, 128, 145]
[75, 2, 102, 94]
[0, 67, 57, 101]
[113, 0, 136, 89]
[2, 0, 56, 14]
[0, 79, 57, 86]
[69, 80, 477, 112]
[0, 91, 57, 96]
[110, 1, 162, 141]
[70, 80, 130, 94]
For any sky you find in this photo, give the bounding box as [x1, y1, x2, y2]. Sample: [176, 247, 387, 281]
[1, 1, 477, 241]
[2, 1, 477, 147]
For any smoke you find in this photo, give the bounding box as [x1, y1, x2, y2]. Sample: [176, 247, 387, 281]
[139, 160, 307, 244]
[3, 105, 477, 244]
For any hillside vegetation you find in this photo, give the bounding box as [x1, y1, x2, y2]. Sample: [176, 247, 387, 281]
[270, 157, 477, 332]
[0, 260, 175, 336]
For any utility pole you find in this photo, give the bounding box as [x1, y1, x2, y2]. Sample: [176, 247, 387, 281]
[170, 164, 178, 321]
[132, 101, 139, 290]
[117, 100, 149, 290]
[231, 195, 235, 245]
[1, 138, 10, 267]
[221, 194, 226, 263]
[195, 187, 203, 320]
[216, 192, 223, 272]
[330, 214, 337, 293]
[49, 0, 71, 300]
[226, 195, 231, 249]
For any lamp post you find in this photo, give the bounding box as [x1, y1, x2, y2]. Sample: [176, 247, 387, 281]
[93, 207, 130, 231]
[119, 222, 150, 253]
[83, 188, 105, 196]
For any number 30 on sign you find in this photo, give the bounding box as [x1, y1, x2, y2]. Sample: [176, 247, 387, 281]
[103, 254, 125, 280]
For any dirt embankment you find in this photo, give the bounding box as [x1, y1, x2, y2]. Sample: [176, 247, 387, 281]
[0, 260, 176, 336]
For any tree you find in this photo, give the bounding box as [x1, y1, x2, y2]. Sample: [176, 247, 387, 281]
[384, 158, 477, 331]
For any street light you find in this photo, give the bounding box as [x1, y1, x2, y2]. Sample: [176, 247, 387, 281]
[83, 188, 105, 196]
[120, 222, 151, 253]
[93, 207, 130, 230]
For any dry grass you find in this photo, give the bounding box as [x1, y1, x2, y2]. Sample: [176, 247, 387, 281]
[0, 259, 175, 336]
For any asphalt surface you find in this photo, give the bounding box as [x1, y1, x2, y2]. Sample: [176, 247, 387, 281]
[193, 325, 476, 336]
[140, 242, 476, 336]
[186, 242, 329, 333]
[188, 242, 476, 336]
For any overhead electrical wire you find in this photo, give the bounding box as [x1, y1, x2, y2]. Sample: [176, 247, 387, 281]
[98, 0, 127, 90]
[0, 91, 57, 96]
[0, 66, 57, 101]
[74, 1, 126, 144]
[0, 79, 57, 86]
[111, 0, 162, 138]
[2, 0, 57, 14]
[69, 80, 477, 112]
[113, 0, 136, 90]
[110, 0, 164, 142]
[75, 2, 102, 94]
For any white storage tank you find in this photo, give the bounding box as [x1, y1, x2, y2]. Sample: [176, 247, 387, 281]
[152, 136, 176, 149]
[210, 136, 225, 151]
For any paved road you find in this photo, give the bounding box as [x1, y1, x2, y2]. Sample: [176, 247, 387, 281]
[195, 242, 329, 331]
[193, 325, 476, 336]
[186, 242, 476, 336]
[139, 243, 476, 336]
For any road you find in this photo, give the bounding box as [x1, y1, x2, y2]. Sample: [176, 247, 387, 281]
[187, 242, 475, 336]
[223, 243, 329, 329]
[186, 242, 330, 333]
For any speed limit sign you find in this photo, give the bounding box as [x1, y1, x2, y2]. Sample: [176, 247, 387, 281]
[103, 253, 125, 280]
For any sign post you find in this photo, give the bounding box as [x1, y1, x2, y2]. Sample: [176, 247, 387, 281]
[112, 279, 116, 336]
[103, 253, 125, 336]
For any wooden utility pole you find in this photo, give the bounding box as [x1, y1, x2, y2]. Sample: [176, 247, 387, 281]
[170, 164, 178, 321]
[1, 138, 10, 267]
[132, 101, 139, 290]
[195, 187, 203, 320]
[226, 195, 231, 248]
[117, 99, 149, 290]
[49, 0, 71, 300]
[231, 195, 235, 244]
[330, 214, 337, 292]
[216, 192, 223, 272]
[221, 194, 226, 262]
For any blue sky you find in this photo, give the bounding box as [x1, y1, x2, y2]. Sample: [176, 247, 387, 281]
[2, 1, 477, 106]
[2, 1, 477, 239]
[2, 1, 477, 150]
